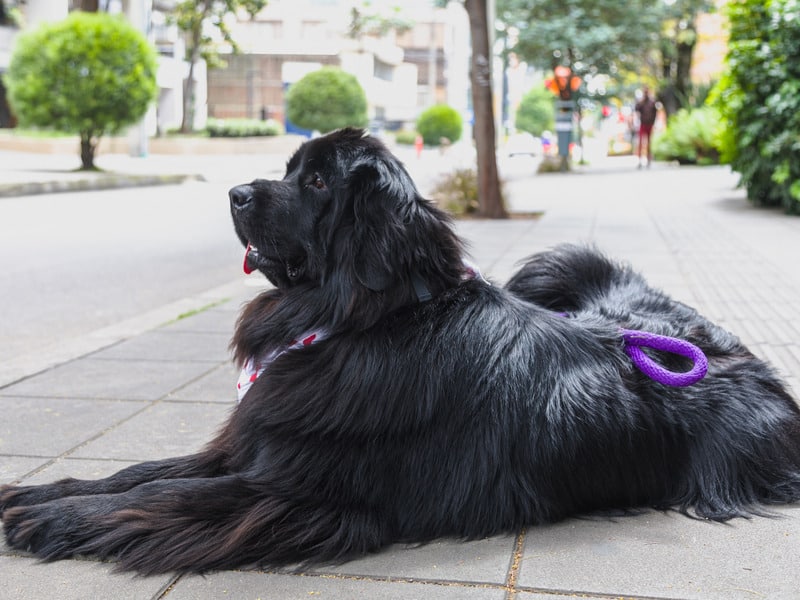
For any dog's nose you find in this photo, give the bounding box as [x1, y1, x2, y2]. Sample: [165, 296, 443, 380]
[229, 185, 254, 211]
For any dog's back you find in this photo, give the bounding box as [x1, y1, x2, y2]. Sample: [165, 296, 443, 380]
[505, 243, 800, 519]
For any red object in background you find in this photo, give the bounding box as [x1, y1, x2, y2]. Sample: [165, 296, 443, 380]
[602, 105, 612, 118]
[415, 134, 423, 158]
[545, 66, 582, 99]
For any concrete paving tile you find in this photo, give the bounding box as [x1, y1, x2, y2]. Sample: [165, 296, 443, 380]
[160, 306, 241, 334]
[70, 401, 232, 461]
[0, 358, 217, 400]
[171, 571, 508, 600]
[168, 362, 240, 403]
[313, 535, 517, 585]
[91, 330, 232, 362]
[727, 318, 766, 347]
[0, 396, 146, 457]
[759, 318, 800, 348]
[518, 508, 800, 600]
[785, 377, 800, 403]
[752, 344, 794, 382]
[0, 456, 51, 485]
[0, 554, 172, 600]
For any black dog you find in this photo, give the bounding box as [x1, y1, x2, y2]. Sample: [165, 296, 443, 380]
[2, 128, 800, 575]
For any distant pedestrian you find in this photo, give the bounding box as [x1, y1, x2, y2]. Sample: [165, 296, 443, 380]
[635, 87, 658, 168]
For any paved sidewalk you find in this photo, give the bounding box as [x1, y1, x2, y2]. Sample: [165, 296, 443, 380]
[2, 148, 800, 599]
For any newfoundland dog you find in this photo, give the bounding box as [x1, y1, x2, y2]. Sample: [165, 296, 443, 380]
[2, 128, 800, 575]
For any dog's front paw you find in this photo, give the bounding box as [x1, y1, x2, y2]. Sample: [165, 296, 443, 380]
[2, 503, 73, 558]
[0, 484, 66, 513]
[0, 485, 27, 513]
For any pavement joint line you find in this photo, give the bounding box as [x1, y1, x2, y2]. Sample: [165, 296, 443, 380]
[513, 586, 673, 600]
[261, 569, 514, 591]
[503, 528, 527, 599]
[155, 575, 185, 600]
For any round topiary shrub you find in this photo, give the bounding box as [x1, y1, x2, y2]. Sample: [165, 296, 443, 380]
[4, 12, 158, 170]
[285, 67, 368, 134]
[416, 104, 463, 146]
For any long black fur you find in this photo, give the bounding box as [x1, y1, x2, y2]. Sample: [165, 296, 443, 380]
[2, 128, 800, 575]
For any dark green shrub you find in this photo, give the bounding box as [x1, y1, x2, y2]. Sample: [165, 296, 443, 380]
[285, 67, 368, 134]
[206, 118, 284, 137]
[710, 0, 800, 212]
[515, 83, 555, 136]
[4, 12, 157, 170]
[652, 107, 721, 165]
[416, 105, 463, 146]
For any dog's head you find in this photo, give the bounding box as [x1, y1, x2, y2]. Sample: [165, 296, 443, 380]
[229, 128, 464, 305]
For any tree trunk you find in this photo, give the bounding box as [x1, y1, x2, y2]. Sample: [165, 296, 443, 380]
[79, 131, 98, 171]
[464, 0, 507, 219]
[675, 36, 695, 105]
[180, 56, 197, 133]
[180, 4, 209, 134]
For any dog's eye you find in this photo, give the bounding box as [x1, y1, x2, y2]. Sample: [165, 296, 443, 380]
[306, 174, 326, 190]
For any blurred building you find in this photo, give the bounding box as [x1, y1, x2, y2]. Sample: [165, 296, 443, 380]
[207, 0, 470, 132]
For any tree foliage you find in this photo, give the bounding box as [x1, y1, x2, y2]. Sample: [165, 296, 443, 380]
[285, 67, 368, 134]
[515, 83, 555, 136]
[4, 11, 157, 170]
[497, 0, 662, 77]
[172, 0, 267, 132]
[347, 1, 413, 39]
[710, 0, 800, 213]
[497, 0, 713, 117]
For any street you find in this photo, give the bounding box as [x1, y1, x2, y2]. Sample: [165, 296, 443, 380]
[0, 181, 244, 379]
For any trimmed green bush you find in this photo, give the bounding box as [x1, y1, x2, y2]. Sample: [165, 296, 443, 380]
[285, 67, 368, 134]
[4, 12, 157, 170]
[394, 129, 419, 145]
[652, 107, 722, 165]
[710, 0, 800, 212]
[515, 83, 555, 137]
[206, 118, 284, 137]
[416, 104, 463, 146]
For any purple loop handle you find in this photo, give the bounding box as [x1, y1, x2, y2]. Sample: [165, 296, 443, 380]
[620, 329, 708, 387]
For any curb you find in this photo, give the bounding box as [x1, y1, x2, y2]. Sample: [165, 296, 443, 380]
[0, 173, 203, 198]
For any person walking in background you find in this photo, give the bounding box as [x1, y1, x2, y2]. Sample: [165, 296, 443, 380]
[635, 87, 658, 168]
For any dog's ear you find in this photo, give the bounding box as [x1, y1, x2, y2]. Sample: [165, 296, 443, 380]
[348, 157, 416, 292]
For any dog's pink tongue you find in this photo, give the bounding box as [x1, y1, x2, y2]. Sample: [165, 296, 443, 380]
[243, 244, 255, 275]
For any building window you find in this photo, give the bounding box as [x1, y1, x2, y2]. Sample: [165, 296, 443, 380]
[374, 59, 393, 82]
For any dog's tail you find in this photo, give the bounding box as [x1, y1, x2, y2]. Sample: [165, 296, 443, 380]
[505, 243, 631, 312]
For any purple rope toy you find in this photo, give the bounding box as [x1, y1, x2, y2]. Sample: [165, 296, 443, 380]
[557, 313, 708, 387]
[620, 329, 708, 387]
